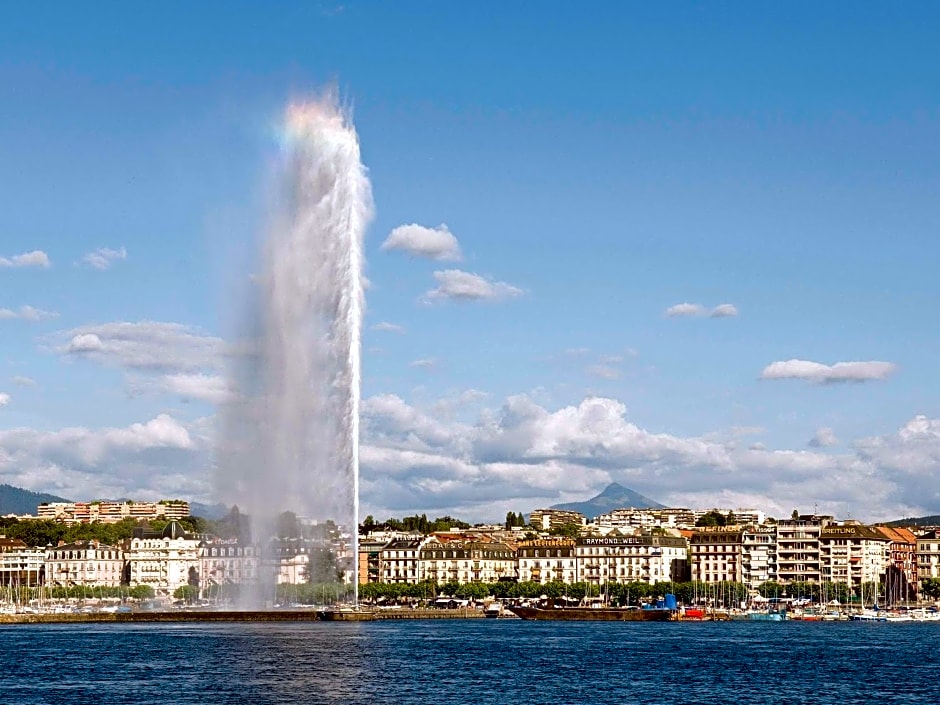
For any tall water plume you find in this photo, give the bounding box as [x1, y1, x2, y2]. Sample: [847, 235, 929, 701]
[219, 93, 372, 605]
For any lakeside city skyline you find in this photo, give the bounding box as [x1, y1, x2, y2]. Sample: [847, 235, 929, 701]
[2, 4, 940, 523]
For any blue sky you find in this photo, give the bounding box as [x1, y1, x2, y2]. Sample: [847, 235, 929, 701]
[1, 2, 939, 521]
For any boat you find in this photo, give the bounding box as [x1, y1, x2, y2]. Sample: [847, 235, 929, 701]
[747, 606, 787, 621]
[484, 603, 503, 618]
[507, 604, 673, 621]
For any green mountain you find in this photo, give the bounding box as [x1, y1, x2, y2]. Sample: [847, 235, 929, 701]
[550, 482, 665, 519]
[0, 484, 71, 515]
[190, 501, 231, 520]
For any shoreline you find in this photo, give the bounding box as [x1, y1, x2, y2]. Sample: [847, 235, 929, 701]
[0, 608, 488, 625]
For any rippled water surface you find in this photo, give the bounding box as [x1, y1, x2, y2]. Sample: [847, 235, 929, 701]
[3, 620, 938, 704]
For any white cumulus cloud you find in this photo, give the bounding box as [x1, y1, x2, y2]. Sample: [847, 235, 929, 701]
[0, 306, 58, 321]
[760, 359, 897, 384]
[809, 427, 839, 448]
[59, 321, 225, 372]
[371, 322, 406, 334]
[409, 358, 436, 369]
[354, 391, 940, 522]
[0, 413, 209, 502]
[160, 374, 233, 405]
[666, 302, 739, 318]
[0, 393, 9, 407]
[80, 246, 127, 270]
[665, 302, 707, 317]
[710, 303, 739, 318]
[381, 223, 462, 261]
[12, 377, 36, 387]
[0, 250, 50, 268]
[423, 269, 524, 303]
[3, 390, 940, 522]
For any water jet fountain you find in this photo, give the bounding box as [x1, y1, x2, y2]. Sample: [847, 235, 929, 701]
[218, 92, 372, 608]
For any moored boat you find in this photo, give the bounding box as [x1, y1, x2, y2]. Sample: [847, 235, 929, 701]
[507, 604, 673, 621]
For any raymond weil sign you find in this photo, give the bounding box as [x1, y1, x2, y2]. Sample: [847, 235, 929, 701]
[580, 537, 644, 546]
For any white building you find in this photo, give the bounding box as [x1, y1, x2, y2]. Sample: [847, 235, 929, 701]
[420, 540, 516, 584]
[596, 507, 702, 530]
[820, 523, 889, 591]
[516, 539, 576, 584]
[45, 540, 125, 587]
[916, 530, 940, 580]
[127, 521, 201, 597]
[690, 508, 766, 526]
[380, 538, 429, 584]
[575, 534, 688, 585]
[742, 525, 776, 589]
[776, 515, 833, 584]
[528, 509, 585, 532]
[0, 538, 45, 587]
[37, 500, 189, 524]
[690, 527, 743, 584]
[199, 541, 258, 592]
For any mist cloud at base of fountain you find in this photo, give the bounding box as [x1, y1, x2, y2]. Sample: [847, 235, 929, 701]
[218, 92, 372, 606]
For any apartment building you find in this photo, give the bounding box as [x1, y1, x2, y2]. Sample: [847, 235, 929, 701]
[874, 526, 918, 600]
[358, 539, 387, 585]
[775, 515, 832, 584]
[742, 525, 776, 589]
[380, 538, 429, 584]
[127, 521, 201, 596]
[916, 530, 940, 580]
[199, 541, 258, 592]
[0, 537, 44, 587]
[575, 533, 688, 585]
[820, 523, 889, 592]
[419, 540, 517, 584]
[528, 509, 585, 532]
[516, 539, 576, 584]
[45, 540, 125, 587]
[37, 500, 190, 525]
[691, 509, 766, 526]
[690, 527, 743, 584]
[596, 508, 696, 531]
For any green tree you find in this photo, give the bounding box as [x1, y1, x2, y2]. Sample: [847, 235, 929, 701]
[791, 509, 800, 520]
[921, 578, 940, 600]
[454, 582, 489, 601]
[757, 581, 784, 598]
[174, 585, 200, 603]
[360, 515, 377, 534]
[695, 510, 727, 527]
[129, 585, 155, 600]
[548, 523, 581, 538]
[305, 547, 343, 583]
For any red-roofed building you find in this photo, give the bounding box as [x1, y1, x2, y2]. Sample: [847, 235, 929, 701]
[875, 526, 918, 601]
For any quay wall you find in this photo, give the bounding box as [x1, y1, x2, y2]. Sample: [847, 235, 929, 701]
[0, 608, 485, 625]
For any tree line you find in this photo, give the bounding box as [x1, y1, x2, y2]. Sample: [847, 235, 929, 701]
[6, 584, 156, 602]
[0, 516, 211, 548]
[360, 514, 472, 534]
[358, 580, 752, 606]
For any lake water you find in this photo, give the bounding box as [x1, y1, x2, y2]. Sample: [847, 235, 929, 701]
[2, 620, 937, 704]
